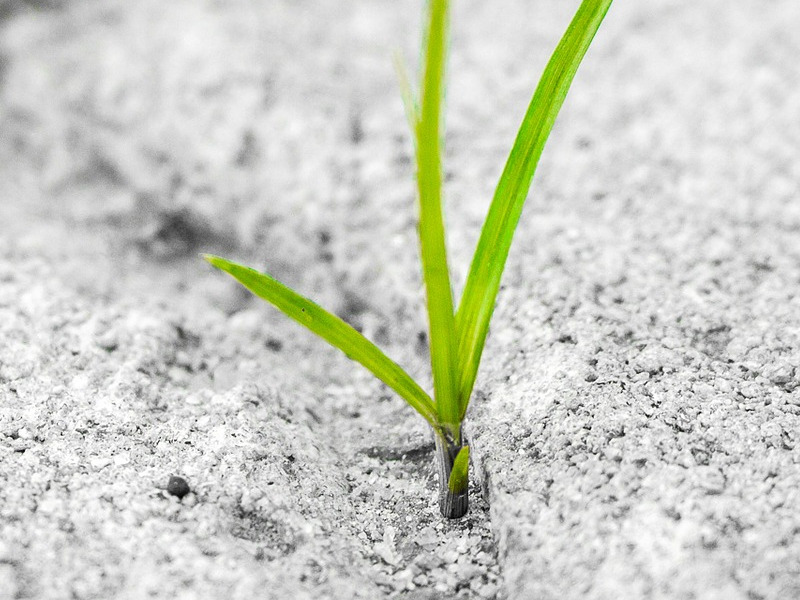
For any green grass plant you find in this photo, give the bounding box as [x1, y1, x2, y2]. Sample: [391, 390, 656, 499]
[205, 0, 612, 518]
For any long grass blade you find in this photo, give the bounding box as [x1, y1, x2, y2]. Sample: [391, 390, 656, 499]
[415, 0, 459, 431]
[455, 0, 613, 415]
[204, 255, 439, 426]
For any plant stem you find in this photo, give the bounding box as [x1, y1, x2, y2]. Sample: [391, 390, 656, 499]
[434, 427, 468, 518]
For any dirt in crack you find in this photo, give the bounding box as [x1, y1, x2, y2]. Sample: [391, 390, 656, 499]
[315, 383, 508, 599]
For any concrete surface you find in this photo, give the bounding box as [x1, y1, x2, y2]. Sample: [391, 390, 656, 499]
[1, 1, 798, 599]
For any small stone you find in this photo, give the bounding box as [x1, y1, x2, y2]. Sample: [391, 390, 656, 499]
[760, 422, 784, 448]
[454, 562, 484, 582]
[373, 526, 400, 566]
[442, 549, 460, 564]
[414, 553, 444, 571]
[415, 526, 439, 551]
[394, 568, 415, 591]
[603, 446, 623, 462]
[373, 541, 399, 566]
[763, 362, 795, 385]
[692, 382, 715, 398]
[167, 475, 191, 499]
[714, 378, 733, 394]
[699, 525, 719, 549]
[739, 383, 761, 399]
[634, 344, 676, 375]
[10, 439, 32, 453]
[372, 571, 393, 588]
[90, 457, 113, 471]
[697, 468, 725, 495]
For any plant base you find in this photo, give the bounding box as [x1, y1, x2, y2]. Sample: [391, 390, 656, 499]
[434, 430, 469, 519]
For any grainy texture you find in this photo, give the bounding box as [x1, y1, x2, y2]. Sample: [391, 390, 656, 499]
[1, 1, 799, 599]
[466, 3, 800, 599]
[472, 2, 800, 600]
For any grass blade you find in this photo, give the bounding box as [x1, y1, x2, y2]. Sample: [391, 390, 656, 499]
[416, 0, 459, 432]
[393, 51, 420, 137]
[455, 0, 613, 414]
[447, 445, 469, 493]
[204, 254, 439, 427]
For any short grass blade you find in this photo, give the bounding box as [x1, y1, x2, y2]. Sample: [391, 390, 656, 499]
[204, 255, 439, 427]
[447, 445, 469, 493]
[455, 0, 613, 415]
[415, 0, 459, 432]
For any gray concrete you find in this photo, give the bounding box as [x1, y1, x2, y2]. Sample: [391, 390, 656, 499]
[1, 1, 798, 599]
